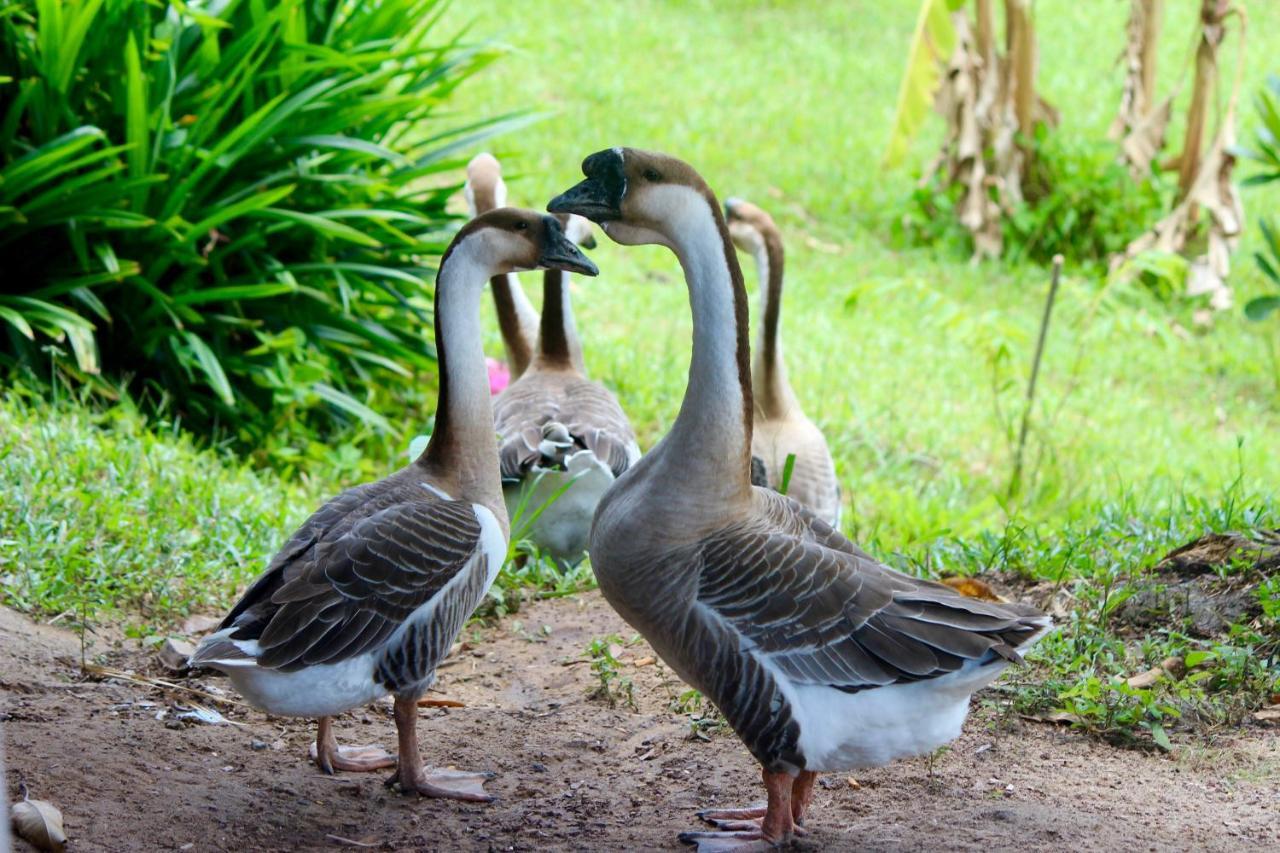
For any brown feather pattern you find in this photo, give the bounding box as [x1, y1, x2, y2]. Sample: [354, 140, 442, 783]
[493, 373, 637, 480]
[211, 467, 487, 690]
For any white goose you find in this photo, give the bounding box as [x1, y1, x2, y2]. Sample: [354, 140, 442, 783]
[191, 209, 597, 799]
[550, 149, 1050, 849]
[492, 214, 639, 566]
[725, 197, 840, 527]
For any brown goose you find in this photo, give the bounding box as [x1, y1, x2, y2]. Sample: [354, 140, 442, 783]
[492, 215, 639, 565]
[550, 149, 1050, 850]
[725, 197, 841, 527]
[464, 153, 542, 378]
[190, 209, 597, 799]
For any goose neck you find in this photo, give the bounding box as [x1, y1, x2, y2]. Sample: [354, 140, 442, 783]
[421, 247, 506, 528]
[489, 272, 536, 377]
[533, 269, 582, 371]
[654, 195, 754, 501]
[750, 235, 798, 419]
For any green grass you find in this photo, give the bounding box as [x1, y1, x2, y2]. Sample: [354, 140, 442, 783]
[0, 386, 314, 632]
[440, 0, 1280, 549]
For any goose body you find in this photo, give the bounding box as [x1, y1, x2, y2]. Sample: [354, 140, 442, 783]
[550, 148, 1049, 848]
[492, 215, 639, 565]
[192, 209, 598, 798]
[726, 198, 840, 527]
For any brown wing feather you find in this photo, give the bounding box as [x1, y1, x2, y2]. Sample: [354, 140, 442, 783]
[696, 505, 1047, 692]
[231, 496, 483, 672]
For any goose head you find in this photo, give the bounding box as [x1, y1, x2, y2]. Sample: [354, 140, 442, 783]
[464, 152, 508, 216]
[448, 208, 599, 279]
[548, 147, 716, 249]
[724, 197, 777, 257]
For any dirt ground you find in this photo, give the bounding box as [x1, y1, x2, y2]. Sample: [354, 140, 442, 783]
[3, 592, 1277, 852]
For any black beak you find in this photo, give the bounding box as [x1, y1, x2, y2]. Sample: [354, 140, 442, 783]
[538, 216, 599, 277]
[579, 230, 598, 251]
[548, 149, 626, 223]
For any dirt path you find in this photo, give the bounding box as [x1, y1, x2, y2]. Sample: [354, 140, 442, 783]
[3, 594, 1277, 852]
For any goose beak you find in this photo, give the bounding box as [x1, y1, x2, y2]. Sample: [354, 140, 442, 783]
[538, 216, 599, 277]
[549, 149, 626, 223]
[724, 197, 743, 221]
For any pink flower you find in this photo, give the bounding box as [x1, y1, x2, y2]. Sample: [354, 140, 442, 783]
[486, 357, 510, 395]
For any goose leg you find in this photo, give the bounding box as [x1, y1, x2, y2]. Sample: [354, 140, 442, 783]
[385, 695, 494, 802]
[791, 770, 818, 824]
[310, 716, 396, 774]
[679, 769, 798, 851]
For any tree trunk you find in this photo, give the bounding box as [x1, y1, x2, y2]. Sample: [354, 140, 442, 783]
[1005, 0, 1037, 141]
[1176, 0, 1230, 203]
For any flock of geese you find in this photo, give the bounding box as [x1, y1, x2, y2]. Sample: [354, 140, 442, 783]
[192, 147, 1051, 850]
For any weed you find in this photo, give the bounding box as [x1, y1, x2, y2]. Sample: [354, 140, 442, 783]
[585, 634, 637, 710]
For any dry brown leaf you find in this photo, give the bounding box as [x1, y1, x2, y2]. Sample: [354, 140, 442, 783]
[940, 576, 1007, 602]
[633, 656, 656, 668]
[416, 697, 465, 708]
[1125, 656, 1186, 689]
[1252, 708, 1280, 724]
[846, 777, 861, 790]
[11, 795, 67, 852]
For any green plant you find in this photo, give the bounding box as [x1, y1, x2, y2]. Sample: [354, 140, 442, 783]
[0, 0, 518, 457]
[585, 634, 636, 710]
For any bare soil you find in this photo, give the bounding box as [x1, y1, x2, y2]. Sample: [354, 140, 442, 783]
[3, 593, 1278, 852]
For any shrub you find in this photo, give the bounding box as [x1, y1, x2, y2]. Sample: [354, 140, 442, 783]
[1241, 74, 1280, 323]
[896, 129, 1172, 267]
[0, 0, 517, 457]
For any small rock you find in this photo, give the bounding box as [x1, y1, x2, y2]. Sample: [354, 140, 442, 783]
[165, 718, 185, 730]
[159, 638, 196, 673]
[251, 739, 268, 751]
[180, 614, 222, 636]
[531, 762, 547, 773]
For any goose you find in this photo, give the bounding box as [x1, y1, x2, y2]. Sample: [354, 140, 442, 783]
[492, 214, 640, 566]
[725, 197, 841, 527]
[549, 149, 1050, 850]
[465, 153, 589, 379]
[190, 209, 597, 799]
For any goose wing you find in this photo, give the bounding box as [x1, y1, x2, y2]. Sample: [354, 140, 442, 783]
[695, 528, 1046, 692]
[494, 377, 638, 479]
[232, 497, 485, 672]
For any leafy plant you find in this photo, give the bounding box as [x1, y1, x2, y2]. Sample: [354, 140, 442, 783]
[585, 634, 637, 710]
[1238, 75, 1280, 323]
[0, 0, 518, 456]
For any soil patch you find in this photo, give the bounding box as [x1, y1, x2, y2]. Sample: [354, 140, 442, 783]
[3, 594, 1278, 851]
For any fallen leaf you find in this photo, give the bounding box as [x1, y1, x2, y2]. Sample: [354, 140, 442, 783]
[416, 697, 465, 708]
[940, 577, 1007, 602]
[12, 794, 67, 852]
[633, 656, 655, 668]
[174, 703, 241, 726]
[846, 777, 861, 790]
[1022, 710, 1080, 726]
[1126, 656, 1187, 689]
[1252, 708, 1280, 724]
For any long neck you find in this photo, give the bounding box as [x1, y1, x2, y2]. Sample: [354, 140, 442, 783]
[750, 233, 798, 419]
[650, 195, 754, 505]
[421, 248, 506, 527]
[533, 269, 583, 371]
[489, 273, 537, 377]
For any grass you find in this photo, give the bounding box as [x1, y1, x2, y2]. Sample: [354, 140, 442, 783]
[0, 1, 1276, 746]
[0, 385, 315, 633]
[439, 0, 1280, 549]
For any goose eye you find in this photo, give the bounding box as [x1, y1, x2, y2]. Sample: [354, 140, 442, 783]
[642, 168, 662, 182]
[514, 221, 529, 231]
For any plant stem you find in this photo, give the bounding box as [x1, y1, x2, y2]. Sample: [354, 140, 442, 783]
[1009, 254, 1064, 498]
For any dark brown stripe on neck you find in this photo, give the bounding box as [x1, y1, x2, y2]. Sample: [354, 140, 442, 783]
[421, 302, 457, 471]
[490, 274, 533, 372]
[536, 269, 573, 367]
[704, 186, 755, 477]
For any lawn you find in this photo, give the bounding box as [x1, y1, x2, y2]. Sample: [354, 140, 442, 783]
[2, 0, 1277, 747]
